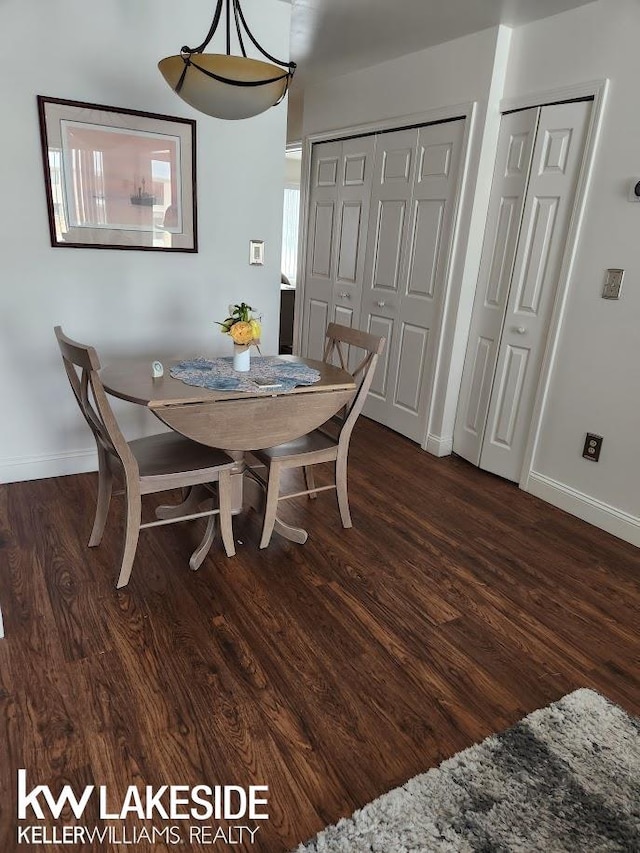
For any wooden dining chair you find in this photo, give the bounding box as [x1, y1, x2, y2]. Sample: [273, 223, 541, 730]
[55, 327, 236, 588]
[250, 323, 385, 548]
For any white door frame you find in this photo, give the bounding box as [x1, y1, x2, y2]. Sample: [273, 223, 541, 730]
[294, 102, 477, 450]
[499, 79, 610, 490]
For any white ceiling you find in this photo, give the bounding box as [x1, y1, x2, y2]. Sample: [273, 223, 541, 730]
[284, 0, 596, 89]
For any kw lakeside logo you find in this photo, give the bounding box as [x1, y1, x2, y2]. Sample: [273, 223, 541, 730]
[16, 770, 268, 846]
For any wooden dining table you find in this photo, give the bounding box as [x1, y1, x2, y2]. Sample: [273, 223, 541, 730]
[100, 354, 356, 547]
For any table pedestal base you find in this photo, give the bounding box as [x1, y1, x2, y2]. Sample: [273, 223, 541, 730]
[242, 473, 308, 545]
[155, 461, 308, 559]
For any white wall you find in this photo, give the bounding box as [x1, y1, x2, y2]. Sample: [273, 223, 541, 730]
[285, 151, 302, 187]
[287, 90, 304, 145]
[0, 0, 291, 483]
[504, 0, 640, 541]
[302, 28, 500, 138]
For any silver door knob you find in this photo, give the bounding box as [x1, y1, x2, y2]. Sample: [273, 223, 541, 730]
[338, 291, 351, 299]
[514, 326, 527, 334]
[376, 301, 386, 307]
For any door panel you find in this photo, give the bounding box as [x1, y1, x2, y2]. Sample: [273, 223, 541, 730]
[372, 200, 407, 291]
[317, 155, 339, 186]
[485, 198, 520, 307]
[302, 141, 341, 359]
[463, 336, 493, 437]
[366, 314, 394, 399]
[333, 136, 376, 370]
[480, 100, 591, 480]
[302, 137, 375, 361]
[382, 147, 413, 181]
[513, 196, 558, 314]
[311, 202, 335, 278]
[362, 121, 464, 442]
[453, 108, 539, 464]
[489, 344, 529, 447]
[395, 323, 429, 413]
[407, 199, 445, 298]
[344, 153, 367, 185]
[305, 299, 330, 362]
[336, 202, 362, 283]
[334, 303, 354, 329]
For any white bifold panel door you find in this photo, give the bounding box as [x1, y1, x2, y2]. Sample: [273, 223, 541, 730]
[361, 120, 465, 442]
[454, 100, 591, 481]
[302, 136, 375, 363]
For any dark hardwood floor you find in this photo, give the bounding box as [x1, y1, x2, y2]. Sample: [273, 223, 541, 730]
[0, 417, 638, 851]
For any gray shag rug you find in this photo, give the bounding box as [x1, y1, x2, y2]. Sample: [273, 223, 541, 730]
[295, 689, 639, 852]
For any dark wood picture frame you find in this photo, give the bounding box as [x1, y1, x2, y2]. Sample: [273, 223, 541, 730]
[37, 96, 197, 252]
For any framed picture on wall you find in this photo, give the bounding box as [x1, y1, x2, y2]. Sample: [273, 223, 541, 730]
[37, 96, 197, 252]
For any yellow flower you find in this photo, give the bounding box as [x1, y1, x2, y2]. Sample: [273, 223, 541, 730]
[216, 302, 261, 348]
[229, 321, 254, 345]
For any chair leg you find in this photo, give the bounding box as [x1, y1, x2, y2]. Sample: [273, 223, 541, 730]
[259, 463, 282, 549]
[335, 453, 352, 528]
[116, 482, 141, 589]
[189, 499, 216, 571]
[89, 448, 113, 547]
[218, 470, 236, 557]
[303, 465, 317, 499]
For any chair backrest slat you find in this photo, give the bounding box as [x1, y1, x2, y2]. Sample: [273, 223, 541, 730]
[323, 323, 386, 446]
[54, 326, 135, 469]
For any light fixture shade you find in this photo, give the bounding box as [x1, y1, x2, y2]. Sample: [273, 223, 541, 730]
[158, 54, 290, 120]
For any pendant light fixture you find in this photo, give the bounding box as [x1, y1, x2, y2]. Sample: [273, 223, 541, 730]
[158, 0, 296, 121]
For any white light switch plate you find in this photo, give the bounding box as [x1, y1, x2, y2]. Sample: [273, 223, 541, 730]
[249, 240, 264, 265]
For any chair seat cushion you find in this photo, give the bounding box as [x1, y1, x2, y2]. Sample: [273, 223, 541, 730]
[128, 433, 234, 478]
[253, 428, 338, 461]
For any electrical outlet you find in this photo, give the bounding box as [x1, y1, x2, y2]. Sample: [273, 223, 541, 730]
[582, 433, 603, 462]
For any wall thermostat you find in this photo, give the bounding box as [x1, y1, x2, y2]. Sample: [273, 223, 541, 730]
[152, 360, 164, 378]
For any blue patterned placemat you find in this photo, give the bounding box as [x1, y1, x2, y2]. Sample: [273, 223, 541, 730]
[170, 356, 321, 393]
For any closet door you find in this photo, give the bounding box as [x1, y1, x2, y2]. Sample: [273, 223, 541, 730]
[302, 140, 341, 361]
[479, 100, 591, 481]
[454, 108, 539, 464]
[361, 120, 465, 442]
[359, 128, 417, 426]
[332, 136, 375, 336]
[455, 102, 591, 481]
[302, 137, 374, 361]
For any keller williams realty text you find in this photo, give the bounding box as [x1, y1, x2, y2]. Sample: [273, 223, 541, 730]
[17, 770, 268, 845]
[17, 826, 261, 845]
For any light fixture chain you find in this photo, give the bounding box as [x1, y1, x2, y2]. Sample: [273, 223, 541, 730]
[233, 0, 248, 58]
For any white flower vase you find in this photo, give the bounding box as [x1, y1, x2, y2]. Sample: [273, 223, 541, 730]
[233, 344, 251, 372]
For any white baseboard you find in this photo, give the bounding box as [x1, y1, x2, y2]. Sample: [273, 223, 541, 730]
[0, 448, 97, 484]
[526, 471, 640, 548]
[425, 433, 453, 457]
